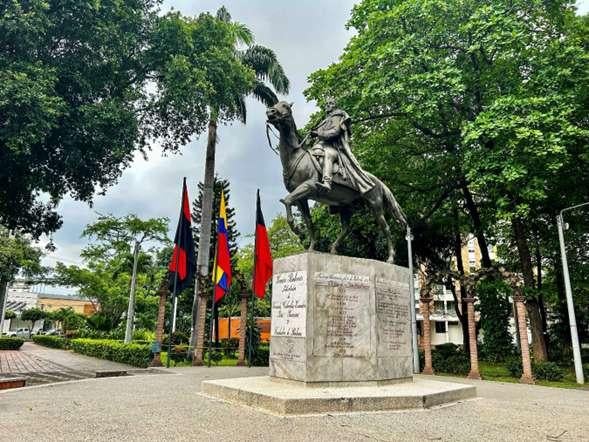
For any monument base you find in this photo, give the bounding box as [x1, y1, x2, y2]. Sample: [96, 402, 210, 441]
[201, 376, 476, 416]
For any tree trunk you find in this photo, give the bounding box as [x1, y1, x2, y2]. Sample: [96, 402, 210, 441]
[237, 293, 248, 366]
[514, 293, 534, 384]
[452, 211, 470, 354]
[535, 241, 549, 352]
[191, 117, 218, 364]
[460, 179, 492, 268]
[465, 298, 481, 379]
[512, 217, 548, 361]
[151, 281, 168, 367]
[124, 240, 140, 344]
[0, 279, 8, 335]
[420, 297, 434, 375]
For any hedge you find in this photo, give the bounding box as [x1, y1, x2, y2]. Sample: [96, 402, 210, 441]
[0, 337, 25, 350]
[32, 335, 68, 349]
[69, 339, 151, 368]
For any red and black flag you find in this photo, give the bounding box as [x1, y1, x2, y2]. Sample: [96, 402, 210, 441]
[252, 190, 272, 298]
[168, 178, 196, 292]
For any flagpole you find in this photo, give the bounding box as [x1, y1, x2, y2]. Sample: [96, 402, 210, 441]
[167, 179, 185, 369]
[249, 190, 260, 368]
[208, 256, 218, 368]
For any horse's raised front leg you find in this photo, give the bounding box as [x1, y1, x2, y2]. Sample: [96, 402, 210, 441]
[280, 180, 316, 245]
[330, 207, 352, 255]
[296, 199, 317, 251]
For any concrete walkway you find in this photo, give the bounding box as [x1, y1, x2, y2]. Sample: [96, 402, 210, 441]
[0, 367, 587, 441]
[0, 342, 133, 386]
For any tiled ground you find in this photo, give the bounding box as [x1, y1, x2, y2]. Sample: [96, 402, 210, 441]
[0, 342, 133, 386]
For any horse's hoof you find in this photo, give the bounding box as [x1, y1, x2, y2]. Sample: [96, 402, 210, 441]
[279, 198, 288, 207]
[329, 247, 338, 254]
[386, 257, 395, 264]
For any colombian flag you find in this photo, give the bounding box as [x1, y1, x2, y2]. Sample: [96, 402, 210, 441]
[213, 191, 232, 302]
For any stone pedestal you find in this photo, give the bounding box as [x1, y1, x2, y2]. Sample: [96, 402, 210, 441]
[269, 252, 412, 384]
[201, 252, 477, 415]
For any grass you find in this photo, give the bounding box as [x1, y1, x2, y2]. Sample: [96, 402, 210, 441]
[159, 352, 239, 367]
[478, 361, 587, 389]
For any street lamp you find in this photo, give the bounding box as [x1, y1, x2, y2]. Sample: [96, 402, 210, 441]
[406, 226, 420, 373]
[556, 201, 588, 385]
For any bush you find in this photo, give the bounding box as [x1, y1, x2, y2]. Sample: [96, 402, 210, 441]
[506, 357, 523, 377]
[32, 335, 68, 349]
[69, 339, 151, 368]
[533, 361, 564, 381]
[221, 338, 239, 358]
[133, 328, 155, 342]
[505, 358, 565, 381]
[0, 337, 24, 350]
[430, 343, 470, 375]
[249, 344, 269, 367]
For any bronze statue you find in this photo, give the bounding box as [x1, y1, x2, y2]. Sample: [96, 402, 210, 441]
[266, 100, 407, 263]
[310, 97, 374, 194]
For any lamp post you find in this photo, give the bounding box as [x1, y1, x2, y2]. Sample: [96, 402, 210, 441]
[556, 201, 588, 385]
[407, 226, 420, 373]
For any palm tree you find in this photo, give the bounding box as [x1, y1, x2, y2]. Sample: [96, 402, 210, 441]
[190, 7, 289, 364]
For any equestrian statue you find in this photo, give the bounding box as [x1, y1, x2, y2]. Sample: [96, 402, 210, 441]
[265, 99, 407, 264]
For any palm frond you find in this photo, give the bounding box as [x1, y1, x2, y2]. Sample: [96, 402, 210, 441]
[230, 22, 254, 46]
[241, 45, 289, 94]
[251, 81, 278, 107]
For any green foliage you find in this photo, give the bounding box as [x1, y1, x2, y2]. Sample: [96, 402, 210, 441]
[0, 226, 44, 282]
[533, 361, 565, 381]
[478, 279, 515, 362]
[32, 335, 68, 349]
[506, 358, 565, 381]
[20, 307, 46, 336]
[3, 310, 16, 320]
[420, 343, 470, 375]
[69, 339, 151, 368]
[0, 337, 24, 350]
[55, 215, 169, 332]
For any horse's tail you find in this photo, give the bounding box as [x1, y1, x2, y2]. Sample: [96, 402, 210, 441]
[370, 174, 408, 228]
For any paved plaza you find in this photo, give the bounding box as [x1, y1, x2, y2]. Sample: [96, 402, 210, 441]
[0, 342, 133, 386]
[0, 364, 588, 441]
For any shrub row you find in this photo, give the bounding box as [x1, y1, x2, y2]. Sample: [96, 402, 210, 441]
[419, 343, 470, 375]
[32, 335, 69, 349]
[69, 339, 151, 368]
[506, 359, 565, 381]
[0, 337, 24, 350]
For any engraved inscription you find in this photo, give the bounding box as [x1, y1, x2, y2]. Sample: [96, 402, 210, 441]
[271, 271, 307, 338]
[313, 273, 370, 357]
[375, 278, 411, 356]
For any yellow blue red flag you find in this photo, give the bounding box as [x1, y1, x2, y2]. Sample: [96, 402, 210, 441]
[213, 191, 232, 302]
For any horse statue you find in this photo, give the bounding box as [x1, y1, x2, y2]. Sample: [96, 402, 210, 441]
[265, 100, 407, 264]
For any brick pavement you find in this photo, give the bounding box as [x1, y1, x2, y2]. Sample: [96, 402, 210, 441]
[0, 342, 133, 386]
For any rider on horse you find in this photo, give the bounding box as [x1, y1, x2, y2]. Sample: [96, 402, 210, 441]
[310, 97, 375, 194]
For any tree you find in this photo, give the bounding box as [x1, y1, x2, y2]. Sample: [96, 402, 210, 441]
[305, 0, 588, 361]
[188, 7, 289, 364]
[21, 307, 46, 338]
[4, 310, 16, 320]
[0, 226, 44, 333]
[81, 214, 169, 343]
[55, 217, 169, 336]
[0, 2, 261, 238]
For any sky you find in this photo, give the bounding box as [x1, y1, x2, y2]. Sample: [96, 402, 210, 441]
[40, 0, 589, 268]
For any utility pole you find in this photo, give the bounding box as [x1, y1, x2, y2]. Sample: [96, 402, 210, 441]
[124, 240, 141, 344]
[407, 226, 419, 373]
[556, 201, 588, 384]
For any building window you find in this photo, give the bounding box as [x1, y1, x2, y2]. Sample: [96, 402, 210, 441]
[435, 322, 447, 334]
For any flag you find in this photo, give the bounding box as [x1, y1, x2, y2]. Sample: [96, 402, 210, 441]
[168, 178, 196, 292]
[253, 190, 272, 298]
[213, 191, 232, 302]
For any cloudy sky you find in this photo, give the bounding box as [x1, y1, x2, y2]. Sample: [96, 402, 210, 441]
[41, 0, 589, 267]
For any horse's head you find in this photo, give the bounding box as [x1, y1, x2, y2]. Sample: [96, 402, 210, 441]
[266, 101, 294, 129]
